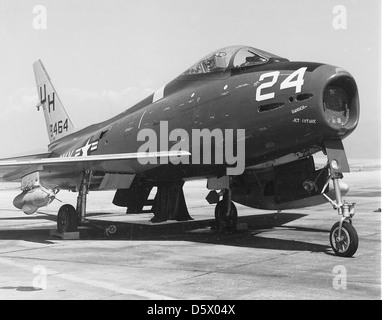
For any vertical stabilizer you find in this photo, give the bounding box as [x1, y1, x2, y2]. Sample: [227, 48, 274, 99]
[33, 60, 75, 143]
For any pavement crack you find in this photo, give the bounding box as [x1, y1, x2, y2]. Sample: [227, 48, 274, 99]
[0, 245, 62, 255]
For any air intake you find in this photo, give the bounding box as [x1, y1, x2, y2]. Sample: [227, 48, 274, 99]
[258, 102, 284, 112]
[296, 93, 313, 102]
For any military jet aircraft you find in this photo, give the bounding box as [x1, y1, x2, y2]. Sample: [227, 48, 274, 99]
[0, 45, 359, 257]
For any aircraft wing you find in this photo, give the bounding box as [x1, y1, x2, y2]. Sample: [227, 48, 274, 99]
[0, 151, 191, 182]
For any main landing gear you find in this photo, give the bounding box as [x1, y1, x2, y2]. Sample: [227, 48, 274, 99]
[56, 172, 193, 234]
[214, 189, 238, 233]
[57, 204, 78, 233]
[322, 169, 358, 257]
[57, 170, 90, 234]
[207, 176, 238, 233]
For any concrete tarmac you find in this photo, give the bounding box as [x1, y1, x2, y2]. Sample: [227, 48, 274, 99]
[0, 169, 380, 300]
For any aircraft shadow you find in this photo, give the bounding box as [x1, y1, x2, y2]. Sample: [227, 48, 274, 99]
[85, 212, 330, 253]
[0, 229, 56, 245]
[0, 211, 113, 222]
[0, 212, 330, 253]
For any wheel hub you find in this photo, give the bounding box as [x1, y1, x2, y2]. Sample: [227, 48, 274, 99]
[333, 228, 350, 253]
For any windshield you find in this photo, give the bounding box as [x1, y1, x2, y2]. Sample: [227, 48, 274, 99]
[182, 46, 276, 76]
[233, 47, 268, 67]
[182, 46, 238, 75]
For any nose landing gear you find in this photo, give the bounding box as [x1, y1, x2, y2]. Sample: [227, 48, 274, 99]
[322, 171, 358, 257]
[321, 139, 359, 257]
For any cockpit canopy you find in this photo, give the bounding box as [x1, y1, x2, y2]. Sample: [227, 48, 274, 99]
[182, 45, 287, 75]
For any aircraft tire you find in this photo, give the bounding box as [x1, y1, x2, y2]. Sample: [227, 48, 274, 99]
[57, 204, 78, 233]
[329, 221, 359, 257]
[215, 200, 238, 233]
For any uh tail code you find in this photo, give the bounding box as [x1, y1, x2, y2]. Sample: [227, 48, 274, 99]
[39, 85, 55, 113]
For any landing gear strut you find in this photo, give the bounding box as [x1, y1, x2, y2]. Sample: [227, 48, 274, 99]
[76, 170, 91, 225]
[322, 169, 358, 257]
[56, 170, 91, 234]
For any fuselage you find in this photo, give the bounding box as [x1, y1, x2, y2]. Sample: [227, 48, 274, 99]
[45, 46, 359, 189]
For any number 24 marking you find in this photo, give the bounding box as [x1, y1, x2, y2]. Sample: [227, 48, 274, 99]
[256, 67, 307, 102]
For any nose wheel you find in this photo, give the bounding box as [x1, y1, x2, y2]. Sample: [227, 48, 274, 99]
[329, 220, 358, 257]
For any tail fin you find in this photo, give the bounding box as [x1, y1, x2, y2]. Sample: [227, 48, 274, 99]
[33, 60, 75, 143]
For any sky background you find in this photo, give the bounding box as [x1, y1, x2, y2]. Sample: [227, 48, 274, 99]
[0, 0, 380, 160]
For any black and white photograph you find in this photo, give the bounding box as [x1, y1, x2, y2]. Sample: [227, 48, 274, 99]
[0, 0, 380, 303]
